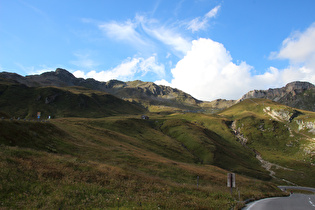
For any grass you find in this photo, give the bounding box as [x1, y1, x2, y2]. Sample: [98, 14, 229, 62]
[0, 145, 282, 209]
[0, 115, 286, 209]
[0, 83, 145, 119]
[219, 98, 315, 187]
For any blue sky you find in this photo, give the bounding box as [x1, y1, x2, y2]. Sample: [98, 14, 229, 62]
[1, 0, 315, 101]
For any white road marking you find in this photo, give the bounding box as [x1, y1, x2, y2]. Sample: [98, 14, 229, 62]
[309, 197, 315, 207]
[246, 197, 278, 210]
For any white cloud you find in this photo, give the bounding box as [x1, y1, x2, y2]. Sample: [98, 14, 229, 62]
[138, 55, 165, 77]
[98, 20, 148, 47]
[73, 55, 165, 82]
[143, 25, 192, 55]
[272, 23, 315, 64]
[269, 22, 315, 85]
[97, 15, 191, 57]
[168, 38, 254, 101]
[155, 79, 172, 87]
[16, 63, 56, 76]
[73, 57, 139, 81]
[205, 5, 221, 18]
[162, 22, 315, 101]
[70, 52, 99, 69]
[187, 5, 221, 32]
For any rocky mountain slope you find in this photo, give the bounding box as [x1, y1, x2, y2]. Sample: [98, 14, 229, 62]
[239, 81, 315, 112]
[1, 68, 315, 112]
[0, 68, 202, 111]
[219, 98, 315, 186]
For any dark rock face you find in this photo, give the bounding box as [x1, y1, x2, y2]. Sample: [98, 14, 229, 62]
[239, 81, 315, 111]
[45, 93, 61, 104]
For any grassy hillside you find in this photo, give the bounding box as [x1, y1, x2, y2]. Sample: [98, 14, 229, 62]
[0, 82, 145, 119]
[163, 113, 270, 179]
[219, 98, 315, 187]
[0, 116, 284, 209]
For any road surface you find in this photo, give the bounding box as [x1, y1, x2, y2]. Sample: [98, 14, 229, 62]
[243, 186, 315, 210]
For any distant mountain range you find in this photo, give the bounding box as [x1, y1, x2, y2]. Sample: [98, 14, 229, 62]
[1, 68, 314, 112]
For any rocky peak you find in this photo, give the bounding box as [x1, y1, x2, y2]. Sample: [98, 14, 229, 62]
[285, 81, 314, 92]
[55, 68, 76, 80]
[105, 80, 126, 88]
[0, 72, 26, 82]
[238, 81, 315, 112]
[239, 81, 314, 101]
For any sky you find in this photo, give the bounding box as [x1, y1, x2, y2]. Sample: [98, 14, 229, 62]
[1, 0, 315, 101]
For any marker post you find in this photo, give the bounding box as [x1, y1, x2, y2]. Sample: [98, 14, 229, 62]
[227, 173, 235, 196]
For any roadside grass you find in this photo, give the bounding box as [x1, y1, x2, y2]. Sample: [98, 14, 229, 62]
[0, 145, 283, 209]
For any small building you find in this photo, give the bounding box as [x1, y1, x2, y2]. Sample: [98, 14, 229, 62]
[141, 115, 149, 120]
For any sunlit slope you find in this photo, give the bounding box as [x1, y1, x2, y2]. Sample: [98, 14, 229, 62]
[219, 98, 315, 187]
[0, 116, 283, 209]
[83, 116, 269, 179]
[0, 82, 145, 118]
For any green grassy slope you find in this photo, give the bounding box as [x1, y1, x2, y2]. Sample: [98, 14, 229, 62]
[219, 98, 315, 187]
[0, 116, 284, 209]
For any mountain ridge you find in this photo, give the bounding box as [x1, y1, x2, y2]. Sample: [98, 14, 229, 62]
[1, 68, 315, 112]
[0, 68, 203, 111]
[239, 81, 315, 111]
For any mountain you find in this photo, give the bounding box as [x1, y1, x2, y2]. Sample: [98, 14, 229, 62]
[1, 69, 315, 113]
[0, 68, 203, 112]
[219, 98, 315, 187]
[239, 81, 315, 112]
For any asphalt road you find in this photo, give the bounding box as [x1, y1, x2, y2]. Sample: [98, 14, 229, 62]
[243, 194, 315, 210]
[243, 186, 315, 210]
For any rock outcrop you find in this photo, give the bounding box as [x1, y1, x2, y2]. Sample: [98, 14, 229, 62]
[239, 81, 315, 112]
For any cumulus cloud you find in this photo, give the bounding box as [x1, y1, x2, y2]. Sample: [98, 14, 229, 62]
[164, 23, 315, 101]
[73, 55, 165, 82]
[272, 23, 315, 63]
[187, 5, 221, 32]
[167, 38, 254, 101]
[155, 79, 172, 87]
[269, 22, 315, 84]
